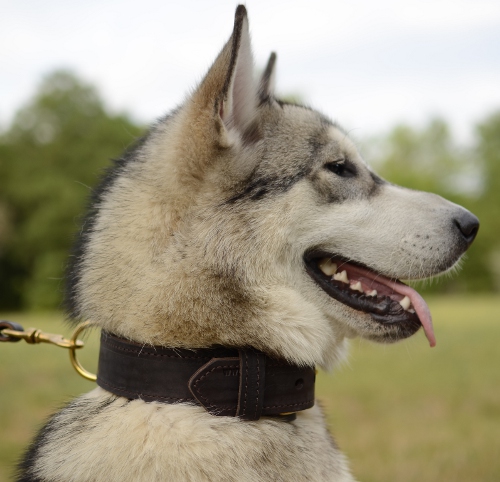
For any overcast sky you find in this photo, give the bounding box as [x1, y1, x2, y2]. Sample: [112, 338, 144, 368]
[2, 0, 500, 141]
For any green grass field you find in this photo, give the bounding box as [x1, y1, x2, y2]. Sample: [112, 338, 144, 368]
[1, 296, 499, 481]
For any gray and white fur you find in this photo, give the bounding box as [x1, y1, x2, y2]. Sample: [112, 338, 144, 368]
[17, 6, 478, 482]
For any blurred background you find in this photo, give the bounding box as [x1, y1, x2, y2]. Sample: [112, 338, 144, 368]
[1, 1, 499, 481]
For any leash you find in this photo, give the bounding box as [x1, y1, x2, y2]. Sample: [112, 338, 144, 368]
[0, 319, 96, 381]
[1, 320, 316, 421]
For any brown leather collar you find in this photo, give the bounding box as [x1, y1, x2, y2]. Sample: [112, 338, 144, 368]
[97, 331, 315, 421]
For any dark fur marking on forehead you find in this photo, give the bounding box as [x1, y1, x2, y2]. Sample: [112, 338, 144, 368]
[226, 167, 311, 203]
[227, 116, 334, 204]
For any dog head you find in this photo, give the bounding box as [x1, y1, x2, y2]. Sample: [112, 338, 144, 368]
[66, 6, 478, 368]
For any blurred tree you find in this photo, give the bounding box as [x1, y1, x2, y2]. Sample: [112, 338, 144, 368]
[472, 112, 500, 292]
[0, 70, 144, 310]
[366, 118, 473, 196]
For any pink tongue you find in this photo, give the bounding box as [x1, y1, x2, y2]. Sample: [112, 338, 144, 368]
[342, 262, 436, 347]
[380, 278, 436, 347]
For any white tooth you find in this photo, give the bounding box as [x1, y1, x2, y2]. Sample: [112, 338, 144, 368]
[367, 290, 378, 297]
[399, 295, 411, 311]
[333, 270, 349, 284]
[350, 281, 363, 292]
[408, 309, 415, 314]
[318, 258, 337, 276]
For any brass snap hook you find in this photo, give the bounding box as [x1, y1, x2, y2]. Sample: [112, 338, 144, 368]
[69, 321, 97, 381]
[1, 319, 97, 381]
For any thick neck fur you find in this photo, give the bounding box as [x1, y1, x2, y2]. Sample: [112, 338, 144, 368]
[30, 388, 355, 482]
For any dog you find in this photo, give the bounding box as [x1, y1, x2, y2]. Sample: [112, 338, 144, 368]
[17, 5, 479, 482]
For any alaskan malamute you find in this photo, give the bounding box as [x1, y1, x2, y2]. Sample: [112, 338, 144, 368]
[17, 6, 478, 481]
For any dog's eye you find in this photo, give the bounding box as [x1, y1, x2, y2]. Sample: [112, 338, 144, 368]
[325, 160, 356, 178]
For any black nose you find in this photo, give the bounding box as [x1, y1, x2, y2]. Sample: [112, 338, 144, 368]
[454, 210, 479, 246]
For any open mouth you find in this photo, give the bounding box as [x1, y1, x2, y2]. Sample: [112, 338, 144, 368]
[305, 254, 436, 346]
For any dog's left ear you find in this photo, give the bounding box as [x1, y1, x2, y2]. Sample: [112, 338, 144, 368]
[190, 5, 258, 145]
[259, 52, 277, 101]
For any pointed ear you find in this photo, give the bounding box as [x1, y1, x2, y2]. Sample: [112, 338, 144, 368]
[191, 5, 257, 142]
[220, 5, 256, 131]
[259, 52, 277, 101]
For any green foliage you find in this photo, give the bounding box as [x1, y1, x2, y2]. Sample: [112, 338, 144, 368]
[472, 112, 500, 291]
[369, 119, 472, 196]
[0, 70, 144, 310]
